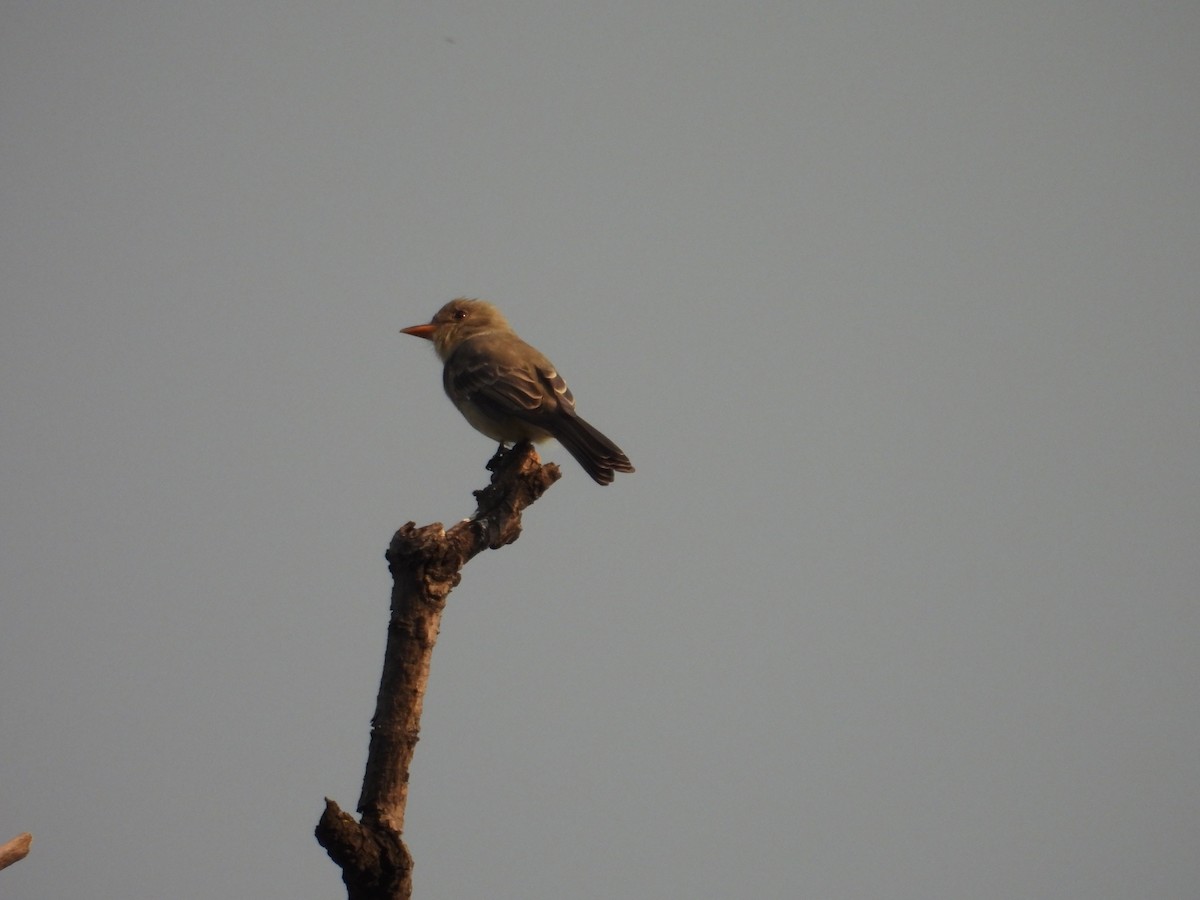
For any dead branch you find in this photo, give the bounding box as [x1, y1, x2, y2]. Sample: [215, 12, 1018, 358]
[316, 443, 560, 899]
[0, 833, 32, 871]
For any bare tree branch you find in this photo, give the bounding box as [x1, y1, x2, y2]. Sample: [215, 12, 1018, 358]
[316, 443, 560, 899]
[0, 833, 32, 871]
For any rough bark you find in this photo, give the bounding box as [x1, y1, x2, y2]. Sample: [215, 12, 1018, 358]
[316, 443, 560, 899]
[0, 832, 32, 871]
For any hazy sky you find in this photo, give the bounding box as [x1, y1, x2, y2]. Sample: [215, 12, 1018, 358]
[3, 3, 1198, 898]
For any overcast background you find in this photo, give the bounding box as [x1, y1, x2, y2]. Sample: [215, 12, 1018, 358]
[3, 3, 1198, 898]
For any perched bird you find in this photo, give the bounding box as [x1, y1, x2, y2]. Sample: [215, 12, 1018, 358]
[400, 299, 635, 485]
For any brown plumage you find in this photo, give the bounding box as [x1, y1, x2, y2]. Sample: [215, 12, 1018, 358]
[401, 299, 635, 485]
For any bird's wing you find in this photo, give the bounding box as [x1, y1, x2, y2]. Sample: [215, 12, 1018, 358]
[445, 336, 576, 424]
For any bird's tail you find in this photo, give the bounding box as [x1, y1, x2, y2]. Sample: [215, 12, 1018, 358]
[551, 413, 635, 485]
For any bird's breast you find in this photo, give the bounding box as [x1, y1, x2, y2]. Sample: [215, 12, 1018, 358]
[451, 395, 553, 444]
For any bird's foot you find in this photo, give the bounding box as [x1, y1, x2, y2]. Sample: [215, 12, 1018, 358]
[485, 441, 540, 475]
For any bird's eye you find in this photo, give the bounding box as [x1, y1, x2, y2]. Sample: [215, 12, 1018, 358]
[453, 309, 468, 321]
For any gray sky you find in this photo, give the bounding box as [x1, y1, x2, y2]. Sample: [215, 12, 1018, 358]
[3, 2, 1198, 898]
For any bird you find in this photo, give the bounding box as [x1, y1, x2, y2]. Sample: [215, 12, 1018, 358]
[400, 299, 635, 485]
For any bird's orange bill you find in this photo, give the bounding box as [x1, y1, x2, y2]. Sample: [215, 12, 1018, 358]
[400, 323, 437, 339]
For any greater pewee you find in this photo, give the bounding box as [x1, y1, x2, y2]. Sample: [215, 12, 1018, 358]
[401, 299, 635, 485]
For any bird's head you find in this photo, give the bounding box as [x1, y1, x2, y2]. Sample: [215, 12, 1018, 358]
[400, 298, 510, 360]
